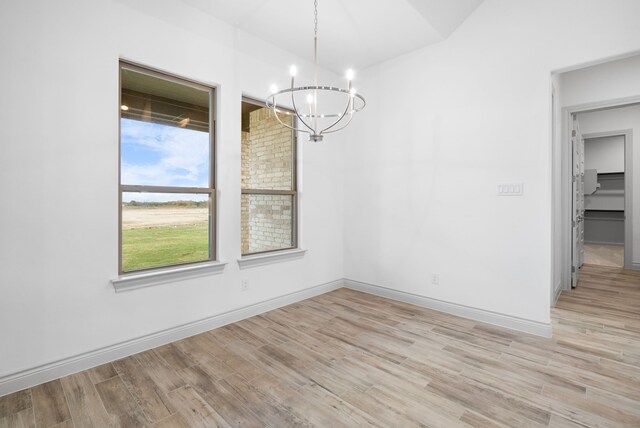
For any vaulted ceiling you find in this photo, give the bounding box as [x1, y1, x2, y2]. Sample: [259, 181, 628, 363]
[181, 0, 484, 73]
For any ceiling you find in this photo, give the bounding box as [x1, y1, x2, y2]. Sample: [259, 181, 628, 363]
[180, 0, 484, 73]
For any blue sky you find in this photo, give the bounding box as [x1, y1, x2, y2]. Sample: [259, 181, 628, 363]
[121, 119, 209, 202]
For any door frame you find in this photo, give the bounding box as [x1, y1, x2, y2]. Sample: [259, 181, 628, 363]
[571, 117, 585, 288]
[558, 97, 640, 297]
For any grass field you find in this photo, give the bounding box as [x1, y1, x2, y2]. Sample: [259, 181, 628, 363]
[122, 223, 209, 272]
[121, 204, 210, 272]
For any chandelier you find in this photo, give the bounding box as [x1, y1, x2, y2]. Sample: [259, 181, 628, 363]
[266, 0, 366, 142]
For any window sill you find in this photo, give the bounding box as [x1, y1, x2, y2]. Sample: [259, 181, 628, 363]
[111, 261, 227, 292]
[237, 248, 307, 269]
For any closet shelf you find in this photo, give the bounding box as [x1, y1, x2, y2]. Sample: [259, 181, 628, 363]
[593, 189, 624, 196]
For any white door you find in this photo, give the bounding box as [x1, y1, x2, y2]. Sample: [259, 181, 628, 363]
[572, 116, 585, 288]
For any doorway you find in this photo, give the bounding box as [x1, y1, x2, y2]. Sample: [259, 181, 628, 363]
[581, 131, 627, 268]
[551, 53, 640, 303]
[564, 105, 635, 289]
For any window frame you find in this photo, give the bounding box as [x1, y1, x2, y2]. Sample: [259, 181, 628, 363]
[118, 60, 217, 275]
[241, 96, 298, 257]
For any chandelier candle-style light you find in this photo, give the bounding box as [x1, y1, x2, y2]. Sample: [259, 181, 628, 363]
[266, 0, 366, 142]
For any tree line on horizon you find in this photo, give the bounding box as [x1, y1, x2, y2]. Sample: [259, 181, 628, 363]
[123, 200, 208, 208]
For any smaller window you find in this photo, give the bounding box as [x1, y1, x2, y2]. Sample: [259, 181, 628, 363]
[119, 62, 216, 274]
[241, 98, 298, 255]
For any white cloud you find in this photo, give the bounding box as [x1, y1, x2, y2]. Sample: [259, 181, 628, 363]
[121, 119, 210, 188]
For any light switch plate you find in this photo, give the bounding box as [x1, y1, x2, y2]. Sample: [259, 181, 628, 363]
[497, 182, 524, 196]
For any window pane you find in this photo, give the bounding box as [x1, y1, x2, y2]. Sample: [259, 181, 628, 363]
[241, 104, 293, 191]
[120, 67, 210, 188]
[122, 192, 210, 272]
[241, 194, 294, 254]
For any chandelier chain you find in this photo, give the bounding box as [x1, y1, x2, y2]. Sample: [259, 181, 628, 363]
[313, 0, 318, 83]
[314, 0, 318, 36]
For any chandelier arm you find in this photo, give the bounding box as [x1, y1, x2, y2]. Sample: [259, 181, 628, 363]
[321, 111, 355, 135]
[318, 95, 354, 135]
[269, 96, 306, 133]
[289, 90, 317, 135]
[271, 109, 301, 133]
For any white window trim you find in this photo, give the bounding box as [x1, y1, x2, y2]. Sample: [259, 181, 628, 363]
[112, 261, 226, 292]
[237, 248, 307, 269]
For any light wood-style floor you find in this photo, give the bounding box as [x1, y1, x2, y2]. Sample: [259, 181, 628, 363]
[584, 243, 624, 268]
[1, 264, 639, 427]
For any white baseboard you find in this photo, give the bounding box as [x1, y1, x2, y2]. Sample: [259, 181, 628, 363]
[344, 279, 553, 338]
[0, 279, 343, 397]
[0, 276, 555, 397]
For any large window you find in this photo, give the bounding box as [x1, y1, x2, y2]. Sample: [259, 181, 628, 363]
[119, 62, 215, 273]
[241, 98, 297, 255]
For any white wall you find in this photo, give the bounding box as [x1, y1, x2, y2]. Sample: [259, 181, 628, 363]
[577, 105, 640, 262]
[584, 135, 625, 173]
[343, 0, 640, 324]
[561, 54, 640, 107]
[0, 0, 345, 380]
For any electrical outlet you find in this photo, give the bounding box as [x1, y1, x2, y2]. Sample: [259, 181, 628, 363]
[241, 279, 250, 291]
[497, 182, 524, 196]
[431, 274, 439, 285]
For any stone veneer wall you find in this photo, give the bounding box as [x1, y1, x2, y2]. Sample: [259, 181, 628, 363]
[241, 107, 294, 254]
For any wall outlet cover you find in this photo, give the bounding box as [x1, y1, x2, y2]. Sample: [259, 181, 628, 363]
[497, 182, 524, 196]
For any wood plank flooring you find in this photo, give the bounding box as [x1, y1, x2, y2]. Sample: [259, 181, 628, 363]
[1, 264, 639, 427]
